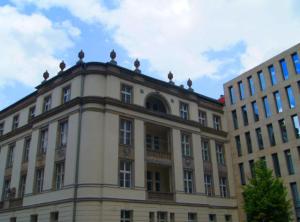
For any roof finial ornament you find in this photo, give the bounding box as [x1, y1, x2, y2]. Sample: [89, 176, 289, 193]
[110, 49, 117, 65]
[134, 59, 141, 73]
[77, 50, 84, 65]
[43, 70, 49, 82]
[59, 60, 66, 74]
[168, 71, 174, 84]
[187, 78, 193, 91]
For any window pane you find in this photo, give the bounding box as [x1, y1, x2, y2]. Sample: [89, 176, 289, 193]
[247, 76, 255, 96]
[279, 119, 288, 143]
[268, 65, 277, 85]
[272, 153, 281, 177]
[292, 53, 300, 74]
[267, 124, 276, 146]
[229, 86, 236, 104]
[280, 59, 289, 80]
[238, 81, 245, 100]
[286, 86, 296, 109]
[235, 136, 242, 157]
[258, 71, 266, 91]
[255, 128, 264, 150]
[245, 132, 252, 154]
[241, 105, 248, 126]
[263, 96, 271, 118]
[285, 149, 294, 175]
[273, 91, 283, 113]
[239, 163, 245, 185]
[292, 115, 300, 139]
[251, 101, 259, 122]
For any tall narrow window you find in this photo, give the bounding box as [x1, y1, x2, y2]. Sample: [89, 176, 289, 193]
[28, 106, 36, 121]
[12, 114, 19, 130]
[6, 143, 14, 168]
[231, 110, 238, 129]
[188, 213, 197, 222]
[251, 101, 259, 122]
[235, 136, 242, 157]
[272, 153, 281, 177]
[263, 96, 271, 118]
[238, 81, 245, 100]
[219, 177, 228, 198]
[292, 53, 300, 74]
[285, 149, 295, 175]
[209, 214, 216, 222]
[255, 128, 264, 150]
[268, 65, 277, 85]
[58, 120, 68, 149]
[23, 137, 31, 162]
[216, 143, 225, 165]
[43, 95, 52, 112]
[280, 59, 289, 80]
[155, 172, 161, 192]
[198, 110, 207, 126]
[0, 122, 4, 136]
[213, 115, 222, 130]
[183, 170, 193, 193]
[245, 132, 252, 154]
[30, 215, 38, 222]
[278, 119, 288, 143]
[258, 71, 266, 91]
[121, 84, 133, 104]
[267, 124, 276, 146]
[292, 115, 300, 139]
[181, 133, 191, 157]
[35, 168, 44, 193]
[286, 86, 296, 108]
[229, 86, 236, 104]
[241, 105, 248, 126]
[202, 139, 210, 161]
[119, 160, 132, 188]
[120, 210, 132, 222]
[273, 91, 283, 113]
[54, 162, 65, 190]
[225, 215, 232, 222]
[157, 212, 168, 222]
[50, 212, 59, 222]
[39, 127, 48, 155]
[146, 171, 153, 191]
[3, 178, 11, 200]
[179, 102, 189, 120]
[290, 183, 300, 209]
[239, 163, 245, 185]
[204, 174, 213, 196]
[19, 174, 26, 198]
[120, 119, 132, 145]
[247, 76, 255, 96]
[62, 86, 71, 104]
[249, 160, 255, 178]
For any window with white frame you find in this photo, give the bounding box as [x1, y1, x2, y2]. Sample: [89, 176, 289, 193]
[202, 139, 210, 161]
[181, 133, 191, 157]
[62, 86, 71, 104]
[35, 168, 44, 193]
[198, 110, 207, 126]
[58, 120, 68, 148]
[43, 95, 52, 112]
[155, 172, 161, 192]
[39, 128, 48, 155]
[121, 84, 133, 104]
[184, 170, 193, 193]
[119, 160, 132, 188]
[121, 210, 132, 222]
[220, 177, 228, 198]
[120, 119, 132, 145]
[188, 213, 197, 222]
[23, 137, 31, 162]
[179, 102, 189, 120]
[146, 134, 160, 150]
[12, 114, 19, 130]
[6, 143, 15, 168]
[28, 106, 36, 121]
[204, 174, 213, 196]
[19, 174, 26, 198]
[0, 122, 4, 136]
[55, 162, 65, 190]
[157, 212, 168, 222]
[213, 115, 221, 130]
[216, 143, 225, 165]
[3, 178, 11, 200]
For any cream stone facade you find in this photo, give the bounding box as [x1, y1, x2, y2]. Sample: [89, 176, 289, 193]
[0, 54, 238, 221]
[224, 43, 300, 222]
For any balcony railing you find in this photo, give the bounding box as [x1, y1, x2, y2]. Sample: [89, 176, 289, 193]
[147, 191, 174, 201]
[146, 149, 171, 160]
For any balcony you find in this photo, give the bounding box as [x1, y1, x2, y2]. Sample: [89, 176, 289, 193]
[147, 191, 174, 201]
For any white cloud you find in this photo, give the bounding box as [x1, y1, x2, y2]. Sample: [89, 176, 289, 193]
[0, 5, 79, 87]
[10, 0, 300, 81]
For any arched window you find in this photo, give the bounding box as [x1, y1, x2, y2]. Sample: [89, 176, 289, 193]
[145, 94, 169, 114]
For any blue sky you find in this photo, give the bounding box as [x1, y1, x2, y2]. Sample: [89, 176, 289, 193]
[0, 0, 300, 110]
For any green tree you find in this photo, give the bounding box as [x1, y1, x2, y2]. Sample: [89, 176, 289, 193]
[243, 160, 293, 222]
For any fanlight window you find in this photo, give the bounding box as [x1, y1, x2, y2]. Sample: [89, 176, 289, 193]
[146, 94, 168, 114]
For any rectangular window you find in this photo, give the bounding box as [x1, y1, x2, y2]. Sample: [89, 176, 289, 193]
[235, 136, 242, 157]
[179, 102, 189, 120]
[292, 115, 300, 139]
[170, 213, 175, 222]
[249, 160, 255, 178]
[225, 215, 232, 222]
[157, 212, 168, 222]
[198, 110, 207, 126]
[188, 213, 197, 222]
[62, 85, 71, 103]
[0, 122, 4, 136]
[204, 174, 213, 196]
[3, 178, 11, 200]
[39, 127, 48, 155]
[50, 212, 59, 222]
[54, 162, 65, 190]
[183, 170, 193, 193]
[10, 217, 16, 222]
[273, 91, 283, 113]
[43, 95, 52, 112]
[7, 143, 15, 168]
[220, 177, 228, 198]
[35, 168, 44, 193]
[30, 215, 38, 222]
[216, 143, 225, 165]
[239, 163, 245, 185]
[267, 124, 276, 146]
[255, 128, 264, 150]
[241, 105, 248, 126]
[146, 171, 153, 191]
[245, 132, 252, 154]
[202, 139, 210, 161]
[258, 71, 266, 91]
[12, 114, 19, 130]
[19, 174, 26, 198]
[231, 110, 238, 129]
[209, 214, 216, 222]
[279, 119, 288, 143]
[251, 101, 259, 122]
[146, 135, 160, 151]
[290, 183, 300, 208]
[181, 133, 191, 157]
[263, 96, 271, 118]
[292, 53, 300, 74]
[285, 149, 295, 175]
[286, 86, 296, 109]
[155, 172, 161, 192]
[119, 160, 132, 188]
[121, 210, 132, 222]
[272, 153, 281, 177]
[58, 120, 68, 149]
[149, 212, 155, 222]
[121, 84, 133, 104]
[213, 115, 222, 130]
[238, 81, 245, 100]
[120, 119, 132, 145]
[229, 86, 236, 104]
[28, 106, 36, 121]
[247, 76, 255, 96]
[280, 59, 289, 80]
[268, 65, 277, 85]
